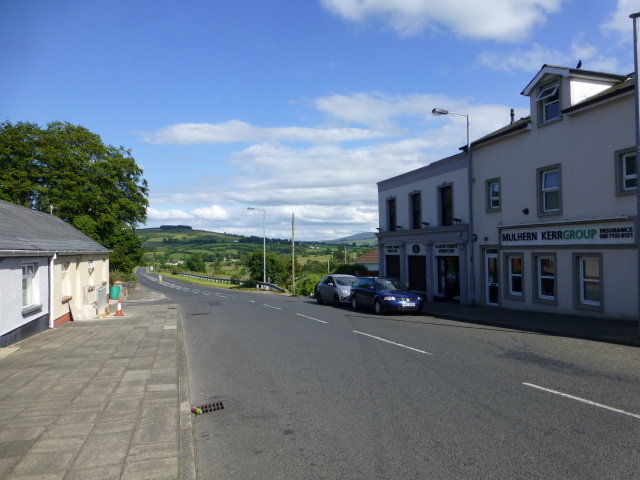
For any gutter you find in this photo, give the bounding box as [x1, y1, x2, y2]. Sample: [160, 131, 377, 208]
[48, 253, 57, 329]
[0, 249, 111, 256]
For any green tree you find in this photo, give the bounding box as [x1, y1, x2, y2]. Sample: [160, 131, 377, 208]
[245, 250, 288, 285]
[0, 121, 149, 273]
[185, 254, 206, 272]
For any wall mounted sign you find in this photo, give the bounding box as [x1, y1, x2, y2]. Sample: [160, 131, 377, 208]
[385, 244, 400, 254]
[500, 221, 634, 246]
[434, 243, 458, 255]
[412, 244, 420, 254]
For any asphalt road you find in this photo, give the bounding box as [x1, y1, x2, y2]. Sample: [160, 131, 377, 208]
[137, 272, 640, 480]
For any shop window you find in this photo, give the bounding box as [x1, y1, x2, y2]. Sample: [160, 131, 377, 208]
[387, 198, 396, 231]
[486, 178, 501, 211]
[439, 185, 453, 226]
[537, 165, 561, 215]
[616, 149, 637, 195]
[505, 255, 523, 299]
[537, 83, 560, 124]
[534, 254, 556, 304]
[410, 192, 421, 229]
[574, 254, 602, 310]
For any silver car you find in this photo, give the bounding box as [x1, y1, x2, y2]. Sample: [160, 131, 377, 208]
[315, 274, 356, 307]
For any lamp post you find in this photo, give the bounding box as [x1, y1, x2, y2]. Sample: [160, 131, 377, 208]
[631, 11, 640, 334]
[432, 107, 476, 305]
[247, 207, 266, 284]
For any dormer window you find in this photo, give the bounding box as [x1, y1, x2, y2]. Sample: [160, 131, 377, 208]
[537, 83, 560, 124]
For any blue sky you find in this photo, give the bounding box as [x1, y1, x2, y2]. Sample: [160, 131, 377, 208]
[2, 0, 638, 240]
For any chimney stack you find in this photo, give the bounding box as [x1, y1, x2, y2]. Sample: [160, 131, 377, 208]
[510, 108, 515, 124]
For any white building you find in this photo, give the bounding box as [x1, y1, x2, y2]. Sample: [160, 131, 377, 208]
[472, 65, 637, 320]
[376, 64, 638, 320]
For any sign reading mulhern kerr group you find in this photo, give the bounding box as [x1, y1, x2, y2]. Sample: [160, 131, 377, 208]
[500, 221, 635, 246]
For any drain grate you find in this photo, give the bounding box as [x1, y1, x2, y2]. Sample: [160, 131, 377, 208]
[191, 402, 224, 414]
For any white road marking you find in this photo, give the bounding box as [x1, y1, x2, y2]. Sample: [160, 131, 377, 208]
[296, 313, 328, 324]
[353, 331, 432, 355]
[264, 304, 281, 310]
[523, 383, 640, 420]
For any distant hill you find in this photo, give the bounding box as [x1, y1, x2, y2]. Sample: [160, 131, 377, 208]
[326, 232, 378, 245]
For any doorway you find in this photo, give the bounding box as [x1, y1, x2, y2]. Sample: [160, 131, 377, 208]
[485, 250, 499, 306]
[437, 256, 459, 300]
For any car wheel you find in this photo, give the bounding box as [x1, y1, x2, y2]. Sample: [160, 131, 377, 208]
[374, 299, 384, 315]
[333, 295, 341, 308]
[351, 296, 358, 310]
[316, 289, 323, 304]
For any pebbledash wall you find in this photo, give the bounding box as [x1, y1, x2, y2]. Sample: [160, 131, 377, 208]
[471, 65, 638, 320]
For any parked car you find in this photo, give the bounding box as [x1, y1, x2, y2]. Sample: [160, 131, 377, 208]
[350, 277, 423, 315]
[315, 274, 357, 307]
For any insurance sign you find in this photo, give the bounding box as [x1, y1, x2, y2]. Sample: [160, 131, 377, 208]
[499, 221, 635, 246]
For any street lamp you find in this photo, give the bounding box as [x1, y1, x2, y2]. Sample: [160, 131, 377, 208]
[247, 207, 266, 284]
[432, 107, 476, 305]
[630, 11, 640, 334]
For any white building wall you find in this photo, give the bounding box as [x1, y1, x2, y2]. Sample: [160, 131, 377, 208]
[472, 82, 637, 319]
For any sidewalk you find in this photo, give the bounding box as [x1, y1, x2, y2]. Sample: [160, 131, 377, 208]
[0, 294, 195, 480]
[422, 301, 640, 347]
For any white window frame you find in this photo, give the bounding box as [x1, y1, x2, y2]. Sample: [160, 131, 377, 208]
[537, 83, 560, 124]
[506, 255, 523, 298]
[537, 165, 561, 215]
[486, 178, 501, 211]
[534, 254, 556, 304]
[574, 254, 602, 310]
[62, 262, 71, 298]
[22, 263, 36, 307]
[622, 152, 637, 192]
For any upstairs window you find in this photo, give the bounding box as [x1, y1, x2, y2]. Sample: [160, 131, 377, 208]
[387, 198, 396, 231]
[537, 166, 561, 215]
[486, 178, 500, 211]
[622, 152, 637, 191]
[410, 192, 421, 229]
[537, 83, 560, 124]
[440, 185, 453, 226]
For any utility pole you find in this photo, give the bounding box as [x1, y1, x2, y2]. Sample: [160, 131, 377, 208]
[291, 213, 295, 295]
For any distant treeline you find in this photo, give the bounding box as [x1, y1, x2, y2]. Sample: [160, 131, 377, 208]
[160, 225, 193, 230]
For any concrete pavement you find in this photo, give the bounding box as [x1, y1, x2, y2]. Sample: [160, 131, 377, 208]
[0, 292, 195, 480]
[1, 281, 638, 480]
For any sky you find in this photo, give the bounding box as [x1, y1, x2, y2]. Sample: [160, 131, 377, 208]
[1, 0, 639, 241]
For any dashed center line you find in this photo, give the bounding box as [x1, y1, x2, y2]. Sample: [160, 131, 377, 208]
[296, 313, 328, 324]
[264, 304, 282, 310]
[523, 383, 640, 419]
[353, 331, 432, 355]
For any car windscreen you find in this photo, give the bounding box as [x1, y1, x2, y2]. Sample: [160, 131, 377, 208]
[375, 279, 408, 291]
[335, 277, 356, 286]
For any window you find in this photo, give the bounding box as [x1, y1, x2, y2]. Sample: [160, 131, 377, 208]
[62, 262, 71, 297]
[507, 255, 523, 297]
[22, 263, 36, 306]
[574, 255, 602, 309]
[537, 83, 560, 124]
[388, 198, 396, 231]
[410, 192, 421, 229]
[616, 149, 637, 194]
[537, 166, 561, 215]
[440, 185, 453, 226]
[486, 178, 501, 211]
[534, 255, 556, 303]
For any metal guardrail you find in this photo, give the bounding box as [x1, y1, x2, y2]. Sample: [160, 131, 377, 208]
[178, 273, 248, 285]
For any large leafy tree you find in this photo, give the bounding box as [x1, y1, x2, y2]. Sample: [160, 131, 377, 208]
[0, 120, 149, 273]
[245, 250, 289, 285]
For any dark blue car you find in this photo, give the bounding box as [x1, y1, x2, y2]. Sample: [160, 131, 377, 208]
[350, 277, 424, 315]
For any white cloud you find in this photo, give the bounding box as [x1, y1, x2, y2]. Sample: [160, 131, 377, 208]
[601, 0, 638, 42]
[320, 0, 564, 41]
[142, 120, 388, 145]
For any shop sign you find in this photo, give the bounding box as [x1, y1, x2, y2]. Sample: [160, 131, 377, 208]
[385, 244, 400, 254]
[500, 221, 635, 246]
[434, 243, 458, 255]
